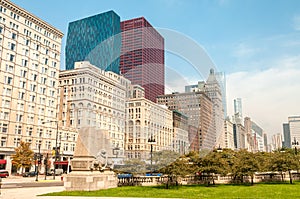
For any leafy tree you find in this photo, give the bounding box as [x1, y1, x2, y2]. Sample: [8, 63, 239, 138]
[116, 158, 147, 175]
[269, 149, 299, 184]
[151, 150, 179, 172]
[159, 155, 197, 188]
[231, 149, 260, 185]
[11, 141, 34, 174]
[197, 150, 229, 185]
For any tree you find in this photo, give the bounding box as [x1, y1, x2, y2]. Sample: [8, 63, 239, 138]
[230, 149, 260, 185]
[269, 149, 300, 184]
[116, 159, 147, 175]
[11, 141, 34, 174]
[197, 150, 229, 186]
[159, 155, 197, 188]
[151, 150, 179, 172]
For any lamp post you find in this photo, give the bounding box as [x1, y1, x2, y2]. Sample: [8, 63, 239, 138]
[148, 136, 155, 171]
[42, 120, 58, 180]
[35, 144, 40, 181]
[292, 137, 299, 155]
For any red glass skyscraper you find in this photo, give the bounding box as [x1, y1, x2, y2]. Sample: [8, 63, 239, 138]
[120, 17, 165, 102]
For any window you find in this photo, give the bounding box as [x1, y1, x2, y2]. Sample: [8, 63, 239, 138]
[9, 54, 14, 62]
[4, 76, 13, 85]
[3, 88, 12, 96]
[26, 127, 33, 136]
[0, 123, 8, 133]
[21, 59, 28, 67]
[15, 125, 22, 134]
[11, 32, 17, 40]
[2, 100, 10, 108]
[1, 137, 6, 147]
[16, 114, 23, 122]
[18, 92, 25, 99]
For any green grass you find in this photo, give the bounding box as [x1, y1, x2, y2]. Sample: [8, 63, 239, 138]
[43, 182, 300, 198]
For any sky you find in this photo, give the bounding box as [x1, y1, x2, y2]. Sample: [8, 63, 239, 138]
[10, 0, 300, 140]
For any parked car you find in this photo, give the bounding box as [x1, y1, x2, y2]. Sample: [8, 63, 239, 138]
[47, 169, 64, 176]
[22, 171, 37, 177]
[0, 170, 9, 178]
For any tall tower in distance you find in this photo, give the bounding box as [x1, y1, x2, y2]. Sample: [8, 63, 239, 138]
[234, 98, 243, 122]
[65, 11, 121, 73]
[120, 17, 165, 102]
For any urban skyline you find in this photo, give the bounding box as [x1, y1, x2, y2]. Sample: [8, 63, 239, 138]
[9, 0, 300, 139]
[2, 0, 298, 159]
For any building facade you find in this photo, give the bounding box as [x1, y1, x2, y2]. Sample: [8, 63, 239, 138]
[125, 85, 173, 160]
[172, 110, 189, 155]
[204, 69, 225, 148]
[224, 118, 234, 149]
[287, 116, 300, 148]
[282, 123, 291, 148]
[58, 61, 130, 164]
[157, 91, 214, 150]
[65, 11, 121, 73]
[0, 0, 63, 173]
[120, 17, 164, 103]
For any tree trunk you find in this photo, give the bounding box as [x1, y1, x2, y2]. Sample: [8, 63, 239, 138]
[280, 172, 284, 182]
[289, 170, 293, 184]
[251, 175, 254, 185]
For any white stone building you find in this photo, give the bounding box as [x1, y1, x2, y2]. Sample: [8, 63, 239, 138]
[58, 61, 131, 164]
[0, 0, 63, 173]
[125, 85, 173, 160]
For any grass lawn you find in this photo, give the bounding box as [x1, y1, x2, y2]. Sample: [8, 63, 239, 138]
[43, 182, 300, 198]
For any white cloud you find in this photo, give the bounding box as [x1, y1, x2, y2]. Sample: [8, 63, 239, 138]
[293, 15, 300, 31]
[227, 55, 300, 138]
[233, 42, 262, 58]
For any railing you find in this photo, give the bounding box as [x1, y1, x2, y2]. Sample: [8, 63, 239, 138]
[117, 172, 300, 186]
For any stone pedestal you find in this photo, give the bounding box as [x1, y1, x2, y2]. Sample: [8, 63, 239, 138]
[64, 170, 118, 191]
[64, 127, 118, 191]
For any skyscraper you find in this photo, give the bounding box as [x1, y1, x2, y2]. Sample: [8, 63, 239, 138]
[234, 98, 243, 120]
[120, 17, 164, 102]
[65, 11, 121, 73]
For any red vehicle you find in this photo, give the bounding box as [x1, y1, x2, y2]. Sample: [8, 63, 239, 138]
[0, 170, 9, 178]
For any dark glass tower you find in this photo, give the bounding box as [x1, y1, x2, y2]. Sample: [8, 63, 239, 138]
[65, 11, 121, 73]
[120, 17, 165, 102]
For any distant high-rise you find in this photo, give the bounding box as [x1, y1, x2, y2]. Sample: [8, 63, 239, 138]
[234, 98, 243, 120]
[282, 123, 291, 148]
[288, 116, 300, 148]
[120, 17, 164, 102]
[216, 72, 227, 118]
[65, 11, 121, 73]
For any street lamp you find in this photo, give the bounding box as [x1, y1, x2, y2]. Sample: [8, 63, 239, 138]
[35, 144, 41, 181]
[217, 145, 223, 153]
[148, 136, 156, 171]
[292, 137, 299, 155]
[42, 120, 59, 180]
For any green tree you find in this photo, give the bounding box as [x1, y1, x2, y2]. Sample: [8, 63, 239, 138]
[151, 150, 179, 172]
[116, 158, 147, 175]
[231, 149, 260, 185]
[159, 155, 197, 188]
[269, 149, 299, 184]
[11, 141, 34, 174]
[197, 150, 229, 185]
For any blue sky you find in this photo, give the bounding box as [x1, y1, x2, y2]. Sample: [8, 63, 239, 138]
[10, 0, 300, 138]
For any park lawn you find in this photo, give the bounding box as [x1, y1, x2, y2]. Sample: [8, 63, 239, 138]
[43, 182, 300, 198]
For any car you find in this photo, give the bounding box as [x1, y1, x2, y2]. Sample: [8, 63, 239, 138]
[0, 170, 9, 178]
[22, 171, 37, 177]
[47, 169, 64, 176]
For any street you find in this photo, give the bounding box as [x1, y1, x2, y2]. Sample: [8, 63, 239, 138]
[0, 176, 64, 199]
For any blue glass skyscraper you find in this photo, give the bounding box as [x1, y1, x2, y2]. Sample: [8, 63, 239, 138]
[65, 11, 121, 73]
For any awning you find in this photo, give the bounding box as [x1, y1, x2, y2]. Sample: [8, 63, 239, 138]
[0, 159, 7, 164]
[54, 161, 68, 165]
